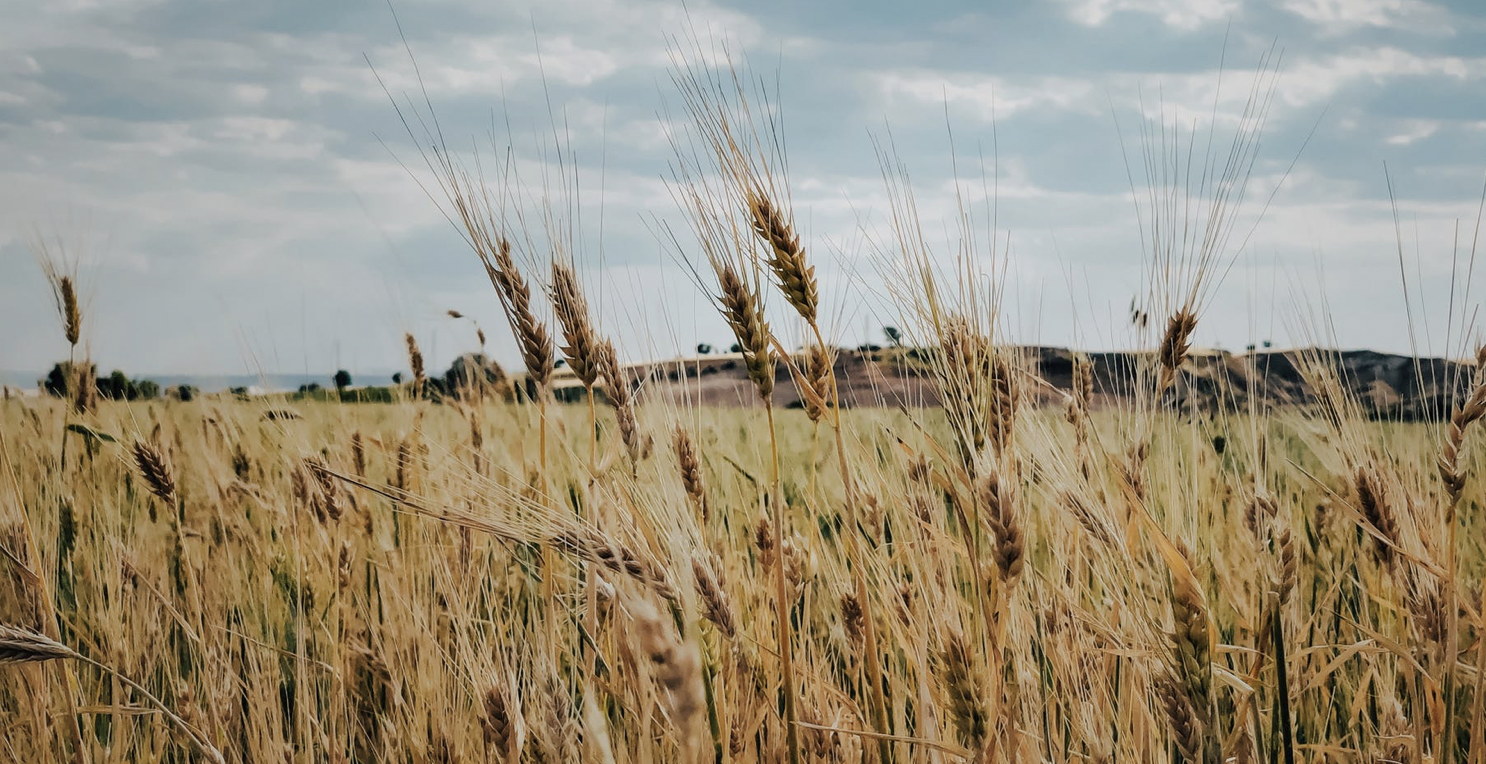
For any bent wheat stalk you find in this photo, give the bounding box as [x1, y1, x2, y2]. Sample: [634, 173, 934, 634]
[0, 624, 225, 764]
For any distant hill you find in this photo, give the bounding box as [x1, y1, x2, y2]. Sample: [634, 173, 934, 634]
[634, 347, 1482, 421]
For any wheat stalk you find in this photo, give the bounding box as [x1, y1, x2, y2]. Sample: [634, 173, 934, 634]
[936, 631, 987, 749]
[717, 265, 774, 401]
[0, 623, 224, 764]
[633, 597, 705, 744]
[800, 344, 831, 424]
[691, 556, 737, 640]
[674, 427, 709, 522]
[746, 191, 817, 324]
[490, 238, 554, 396]
[404, 332, 426, 397]
[978, 469, 1024, 586]
[596, 340, 651, 470]
[132, 438, 176, 505]
[1354, 463, 1400, 568]
[551, 261, 600, 390]
[482, 686, 515, 760]
[1438, 348, 1486, 503]
[1157, 310, 1198, 393]
[0, 624, 81, 664]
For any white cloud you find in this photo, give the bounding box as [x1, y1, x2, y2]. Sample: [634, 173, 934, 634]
[1280, 47, 1483, 105]
[122, 44, 162, 60]
[875, 71, 1100, 120]
[233, 83, 269, 106]
[299, 0, 767, 101]
[1280, 0, 1454, 35]
[1113, 47, 1485, 126]
[1057, 0, 1239, 30]
[1385, 118, 1440, 145]
[875, 46, 1486, 138]
[379, 34, 622, 94]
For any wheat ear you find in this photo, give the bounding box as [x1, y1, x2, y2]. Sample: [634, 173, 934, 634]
[550, 261, 600, 390]
[746, 191, 818, 324]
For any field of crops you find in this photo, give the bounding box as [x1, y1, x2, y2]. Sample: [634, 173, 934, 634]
[2, 365, 1484, 764]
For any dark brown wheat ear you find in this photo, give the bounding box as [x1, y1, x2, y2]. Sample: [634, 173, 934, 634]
[1354, 462, 1400, 568]
[405, 332, 426, 393]
[36, 239, 83, 348]
[481, 685, 514, 758]
[1157, 309, 1198, 392]
[132, 438, 177, 505]
[59, 276, 82, 348]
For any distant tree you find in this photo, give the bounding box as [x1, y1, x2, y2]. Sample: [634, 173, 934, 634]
[99, 369, 133, 400]
[391, 372, 403, 384]
[135, 379, 160, 400]
[43, 361, 95, 399]
[696, 343, 713, 355]
[443, 353, 508, 402]
[555, 358, 567, 368]
[44, 362, 71, 398]
[172, 385, 198, 402]
[1262, 340, 1273, 349]
[334, 369, 352, 391]
[298, 382, 322, 395]
[729, 343, 742, 354]
[884, 326, 903, 347]
[1245, 344, 1257, 354]
[228, 385, 249, 400]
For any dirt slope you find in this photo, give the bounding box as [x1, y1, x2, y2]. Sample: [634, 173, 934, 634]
[629, 347, 1480, 421]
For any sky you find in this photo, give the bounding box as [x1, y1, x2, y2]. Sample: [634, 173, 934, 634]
[2, 0, 1485, 380]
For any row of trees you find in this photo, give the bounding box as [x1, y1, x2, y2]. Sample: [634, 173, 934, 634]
[41, 333, 918, 406]
[281, 355, 507, 404]
[41, 361, 194, 402]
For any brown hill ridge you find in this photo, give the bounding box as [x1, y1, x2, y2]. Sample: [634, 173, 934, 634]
[620, 347, 1481, 421]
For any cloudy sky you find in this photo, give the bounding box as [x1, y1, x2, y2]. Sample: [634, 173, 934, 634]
[2, 0, 1485, 380]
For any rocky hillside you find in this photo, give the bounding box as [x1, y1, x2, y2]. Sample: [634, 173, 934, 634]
[631, 347, 1481, 421]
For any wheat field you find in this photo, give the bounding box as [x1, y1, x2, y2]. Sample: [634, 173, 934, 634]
[1, 377, 1483, 763]
[4, 43, 1486, 764]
